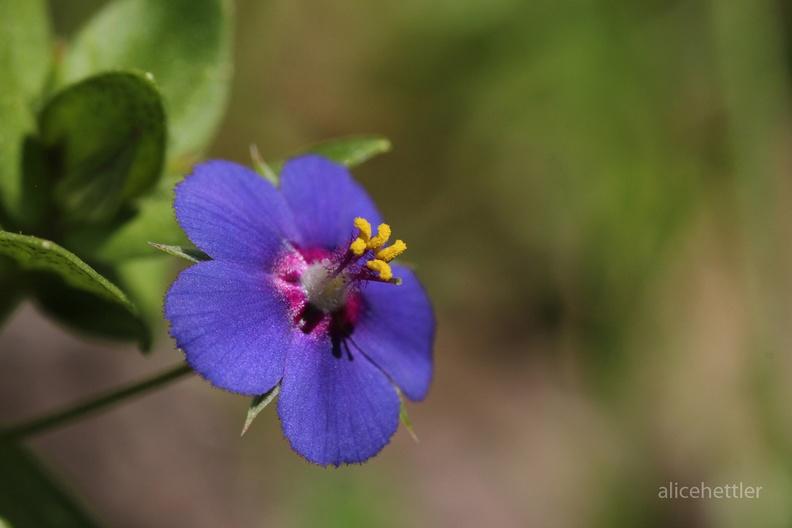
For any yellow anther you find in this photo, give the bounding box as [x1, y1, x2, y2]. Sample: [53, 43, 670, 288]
[367, 223, 391, 250]
[350, 217, 372, 255]
[350, 238, 367, 256]
[348, 219, 406, 276]
[376, 240, 407, 263]
[353, 218, 371, 241]
[366, 259, 393, 281]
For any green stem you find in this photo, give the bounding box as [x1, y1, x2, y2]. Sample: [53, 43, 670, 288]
[0, 363, 193, 443]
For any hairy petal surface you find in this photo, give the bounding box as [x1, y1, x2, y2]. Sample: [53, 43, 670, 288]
[165, 260, 292, 395]
[174, 161, 299, 266]
[280, 155, 383, 251]
[278, 334, 400, 466]
[354, 265, 435, 401]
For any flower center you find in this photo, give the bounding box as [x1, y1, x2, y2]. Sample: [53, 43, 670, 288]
[300, 260, 349, 312]
[298, 217, 407, 314]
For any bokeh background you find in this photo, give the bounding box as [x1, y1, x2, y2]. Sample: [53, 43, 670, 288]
[3, 0, 792, 526]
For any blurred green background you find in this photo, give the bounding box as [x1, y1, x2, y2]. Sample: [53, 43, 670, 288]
[3, 0, 792, 526]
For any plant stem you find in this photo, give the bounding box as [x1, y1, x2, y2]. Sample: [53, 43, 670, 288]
[0, 363, 193, 443]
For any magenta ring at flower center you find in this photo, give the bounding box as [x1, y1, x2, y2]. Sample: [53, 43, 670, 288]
[273, 246, 363, 350]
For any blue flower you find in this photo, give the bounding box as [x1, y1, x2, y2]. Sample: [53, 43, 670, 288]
[164, 154, 435, 466]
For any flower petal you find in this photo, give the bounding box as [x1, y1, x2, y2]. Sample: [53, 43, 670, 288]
[165, 260, 291, 395]
[280, 155, 383, 250]
[353, 265, 435, 401]
[278, 334, 400, 466]
[174, 160, 299, 266]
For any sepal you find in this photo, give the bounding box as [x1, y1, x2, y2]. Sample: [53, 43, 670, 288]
[149, 243, 211, 264]
[241, 383, 281, 435]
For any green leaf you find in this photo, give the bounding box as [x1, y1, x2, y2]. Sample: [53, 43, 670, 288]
[33, 274, 151, 351]
[39, 72, 166, 223]
[0, 441, 105, 528]
[63, 186, 187, 263]
[0, 230, 139, 314]
[62, 0, 233, 162]
[0, 0, 52, 227]
[0, 1, 50, 96]
[149, 243, 210, 264]
[272, 135, 392, 174]
[0, 231, 149, 349]
[304, 135, 392, 168]
[241, 383, 280, 435]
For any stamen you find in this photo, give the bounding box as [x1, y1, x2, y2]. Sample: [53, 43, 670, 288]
[367, 224, 391, 250]
[375, 240, 406, 263]
[350, 218, 372, 256]
[350, 239, 367, 256]
[366, 260, 393, 281]
[354, 218, 372, 240]
[345, 217, 407, 282]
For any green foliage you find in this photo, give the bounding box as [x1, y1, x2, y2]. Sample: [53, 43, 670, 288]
[113, 256, 174, 341]
[0, 231, 138, 316]
[0, 0, 51, 227]
[0, 229, 149, 347]
[33, 275, 151, 351]
[63, 186, 188, 263]
[277, 135, 391, 172]
[62, 0, 233, 162]
[0, 0, 235, 520]
[299, 135, 392, 169]
[40, 72, 166, 223]
[0, 441, 104, 528]
[0, 0, 234, 349]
